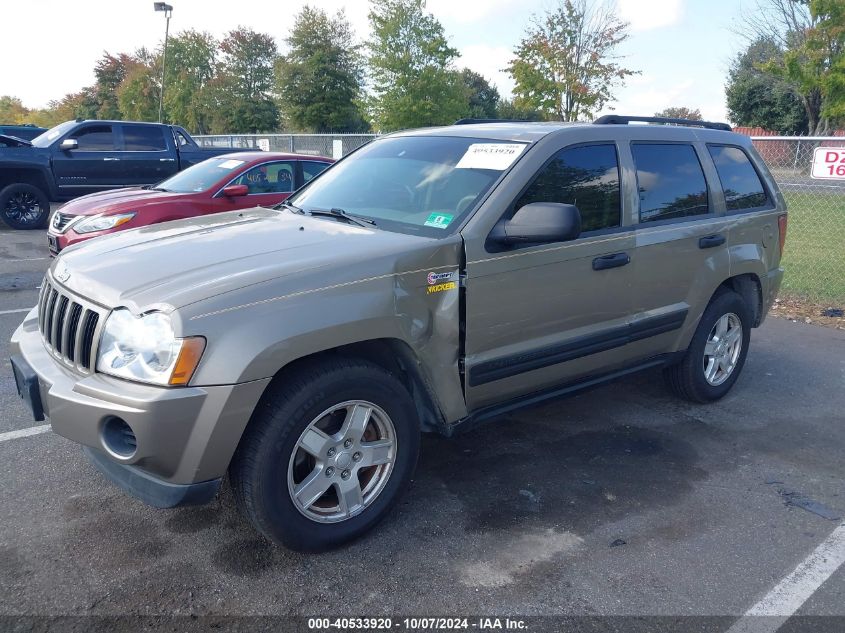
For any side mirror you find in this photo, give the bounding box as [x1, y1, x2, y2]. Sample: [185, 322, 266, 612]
[222, 184, 249, 197]
[491, 202, 582, 244]
[59, 138, 78, 151]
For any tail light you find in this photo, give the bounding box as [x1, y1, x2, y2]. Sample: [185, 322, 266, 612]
[777, 214, 788, 255]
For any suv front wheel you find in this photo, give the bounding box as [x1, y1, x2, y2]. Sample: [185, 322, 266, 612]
[664, 289, 752, 403]
[230, 357, 420, 551]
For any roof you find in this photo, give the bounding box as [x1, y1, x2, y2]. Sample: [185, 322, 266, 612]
[215, 151, 333, 162]
[390, 121, 583, 143]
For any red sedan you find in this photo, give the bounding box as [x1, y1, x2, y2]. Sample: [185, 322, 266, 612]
[47, 152, 333, 254]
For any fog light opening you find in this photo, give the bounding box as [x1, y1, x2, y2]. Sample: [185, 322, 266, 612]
[101, 416, 137, 459]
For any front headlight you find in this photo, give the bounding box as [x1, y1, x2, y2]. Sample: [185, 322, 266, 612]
[74, 212, 136, 234]
[96, 309, 205, 386]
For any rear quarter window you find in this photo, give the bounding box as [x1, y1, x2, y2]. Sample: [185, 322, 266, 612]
[707, 145, 768, 211]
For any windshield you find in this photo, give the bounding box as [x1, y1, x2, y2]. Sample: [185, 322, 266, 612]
[288, 135, 528, 236]
[31, 121, 77, 147]
[155, 157, 248, 193]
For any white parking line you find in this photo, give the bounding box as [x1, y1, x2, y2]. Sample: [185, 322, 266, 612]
[727, 522, 845, 633]
[7, 257, 50, 262]
[0, 307, 32, 316]
[0, 424, 51, 443]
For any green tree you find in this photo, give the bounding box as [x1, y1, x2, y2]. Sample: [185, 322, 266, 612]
[507, 0, 636, 121]
[461, 69, 500, 119]
[162, 31, 218, 132]
[725, 37, 808, 133]
[48, 88, 100, 122]
[740, 0, 845, 133]
[118, 61, 160, 122]
[0, 96, 30, 124]
[496, 97, 545, 121]
[213, 27, 279, 132]
[276, 7, 367, 132]
[94, 52, 139, 119]
[655, 106, 703, 120]
[366, 0, 469, 130]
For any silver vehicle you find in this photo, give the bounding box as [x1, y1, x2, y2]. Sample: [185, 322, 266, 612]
[10, 116, 787, 550]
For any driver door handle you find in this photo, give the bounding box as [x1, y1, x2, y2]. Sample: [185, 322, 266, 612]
[102, 157, 121, 161]
[592, 252, 631, 271]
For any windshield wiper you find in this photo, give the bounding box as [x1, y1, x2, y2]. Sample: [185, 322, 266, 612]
[277, 200, 305, 213]
[308, 208, 376, 227]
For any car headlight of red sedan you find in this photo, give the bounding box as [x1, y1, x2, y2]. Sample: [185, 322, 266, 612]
[74, 212, 137, 234]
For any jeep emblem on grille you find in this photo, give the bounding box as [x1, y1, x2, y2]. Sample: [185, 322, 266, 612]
[54, 261, 71, 283]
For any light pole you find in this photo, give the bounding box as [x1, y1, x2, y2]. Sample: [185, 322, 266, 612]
[154, 2, 173, 123]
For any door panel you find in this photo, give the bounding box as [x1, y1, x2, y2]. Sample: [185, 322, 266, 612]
[118, 124, 178, 185]
[52, 124, 121, 195]
[464, 232, 637, 409]
[625, 142, 731, 360]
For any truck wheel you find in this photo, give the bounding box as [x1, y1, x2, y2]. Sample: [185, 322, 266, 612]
[664, 289, 752, 403]
[0, 183, 51, 230]
[230, 358, 420, 551]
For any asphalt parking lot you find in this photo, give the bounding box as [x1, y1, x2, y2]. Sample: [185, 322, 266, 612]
[1, 222, 844, 628]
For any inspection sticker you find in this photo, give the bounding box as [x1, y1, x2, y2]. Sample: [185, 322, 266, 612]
[424, 213, 454, 229]
[455, 143, 526, 170]
[811, 147, 845, 179]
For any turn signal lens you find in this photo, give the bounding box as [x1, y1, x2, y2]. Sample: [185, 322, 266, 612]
[168, 337, 206, 386]
[778, 214, 788, 255]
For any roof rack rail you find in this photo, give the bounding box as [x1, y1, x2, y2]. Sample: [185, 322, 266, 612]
[453, 118, 532, 125]
[593, 115, 732, 132]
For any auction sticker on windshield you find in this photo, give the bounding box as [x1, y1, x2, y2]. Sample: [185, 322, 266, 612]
[811, 147, 845, 179]
[455, 143, 527, 171]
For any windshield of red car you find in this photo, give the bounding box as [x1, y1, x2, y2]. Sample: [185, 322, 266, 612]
[287, 135, 529, 237]
[155, 157, 248, 193]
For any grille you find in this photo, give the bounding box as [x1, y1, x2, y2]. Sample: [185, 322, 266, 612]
[51, 212, 77, 232]
[37, 277, 104, 372]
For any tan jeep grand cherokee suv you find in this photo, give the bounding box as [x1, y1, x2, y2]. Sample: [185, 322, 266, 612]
[11, 115, 786, 550]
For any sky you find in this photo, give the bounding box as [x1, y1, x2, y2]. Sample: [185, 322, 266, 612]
[1, 0, 760, 123]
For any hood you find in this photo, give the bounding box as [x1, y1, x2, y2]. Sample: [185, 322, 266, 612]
[54, 207, 434, 312]
[0, 134, 32, 147]
[58, 187, 194, 217]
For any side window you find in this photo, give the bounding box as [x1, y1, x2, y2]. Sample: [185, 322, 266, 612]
[707, 145, 768, 211]
[123, 125, 167, 151]
[514, 144, 621, 232]
[70, 125, 115, 151]
[174, 130, 191, 147]
[303, 161, 330, 183]
[233, 162, 295, 194]
[632, 143, 709, 222]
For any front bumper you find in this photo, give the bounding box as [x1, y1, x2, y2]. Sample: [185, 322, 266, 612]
[10, 307, 270, 506]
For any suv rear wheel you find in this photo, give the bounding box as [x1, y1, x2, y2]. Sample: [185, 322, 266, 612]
[0, 183, 50, 230]
[664, 289, 752, 403]
[229, 358, 420, 551]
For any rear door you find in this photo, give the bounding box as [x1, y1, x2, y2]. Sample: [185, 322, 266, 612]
[52, 123, 122, 195]
[623, 141, 731, 361]
[117, 124, 178, 185]
[462, 141, 639, 411]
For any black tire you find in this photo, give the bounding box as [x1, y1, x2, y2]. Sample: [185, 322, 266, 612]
[229, 357, 420, 551]
[664, 289, 752, 403]
[0, 183, 51, 230]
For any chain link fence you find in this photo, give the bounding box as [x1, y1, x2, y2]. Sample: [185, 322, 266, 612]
[193, 133, 377, 159]
[750, 136, 845, 304]
[194, 133, 844, 304]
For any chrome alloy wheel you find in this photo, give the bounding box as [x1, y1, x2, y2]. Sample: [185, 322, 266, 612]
[287, 400, 397, 523]
[703, 313, 743, 386]
[5, 191, 43, 226]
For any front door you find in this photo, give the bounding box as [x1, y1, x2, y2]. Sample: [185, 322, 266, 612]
[52, 123, 122, 195]
[462, 142, 639, 411]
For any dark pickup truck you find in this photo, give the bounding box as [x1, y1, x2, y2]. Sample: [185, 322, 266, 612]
[0, 120, 235, 229]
